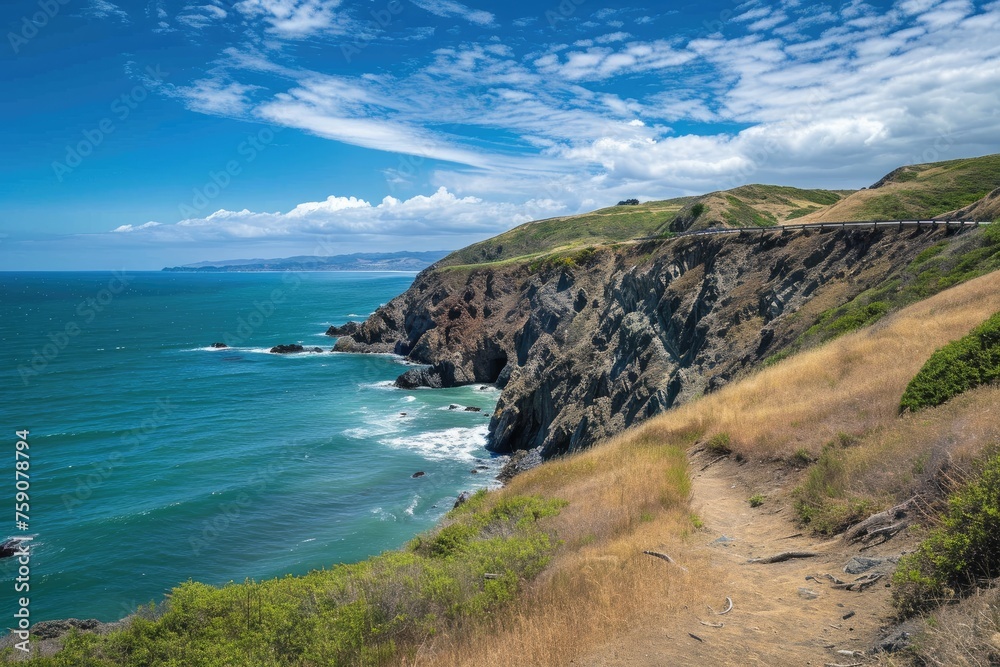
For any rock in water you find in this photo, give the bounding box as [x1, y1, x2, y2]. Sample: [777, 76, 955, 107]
[411, 471, 425, 478]
[464, 406, 482, 412]
[394, 366, 449, 389]
[210, 342, 227, 348]
[325, 321, 360, 337]
[270, 344, 305, 354]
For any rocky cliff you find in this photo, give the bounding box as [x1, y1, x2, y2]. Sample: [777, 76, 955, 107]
[335, 226, 962, 458]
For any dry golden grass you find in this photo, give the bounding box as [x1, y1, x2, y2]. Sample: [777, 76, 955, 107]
[410, 270, 1000, 666]
[666, 269, 1000, 461]
[404, 424, 703, 666]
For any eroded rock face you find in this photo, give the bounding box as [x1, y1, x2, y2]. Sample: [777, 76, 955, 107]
[336, 227, 954, 458]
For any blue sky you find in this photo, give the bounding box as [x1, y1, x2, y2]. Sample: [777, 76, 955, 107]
[2, 0, 999, 269]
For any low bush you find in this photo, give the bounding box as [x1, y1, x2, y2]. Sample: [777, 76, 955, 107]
[900, 310, 1000, 412]
[893, 452, 1000, 617]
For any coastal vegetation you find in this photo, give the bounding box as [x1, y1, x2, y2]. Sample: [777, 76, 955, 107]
[797, 220, 1000, 346]
[892, 451, 1000, 617]
[899, 310, 1000, 412]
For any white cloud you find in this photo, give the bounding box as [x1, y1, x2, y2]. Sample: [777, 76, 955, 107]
[534, 41, 696, 80]
[113, 221, 161, 233]
[595, 31, 631, 44]
[174, 78, 261, 116]
[408, 0, 494, 26]
[114, 188, 563, 242]
[86, 0, 130, 22]
[234, 0, 347, 37]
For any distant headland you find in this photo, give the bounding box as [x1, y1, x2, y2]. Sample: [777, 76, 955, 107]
[162, 250, 449, 272]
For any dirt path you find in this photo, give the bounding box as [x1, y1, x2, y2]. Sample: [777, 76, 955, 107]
[576, 451, 906, 666]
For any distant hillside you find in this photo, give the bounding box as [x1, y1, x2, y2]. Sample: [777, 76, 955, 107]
[162, 250, 449, 272]
[439, 186, 852, 267]
[798, 153, 1000, 223]
[662, 184, 854, 233]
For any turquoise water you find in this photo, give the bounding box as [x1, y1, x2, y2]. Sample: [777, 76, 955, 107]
[0, 271, 500, 624]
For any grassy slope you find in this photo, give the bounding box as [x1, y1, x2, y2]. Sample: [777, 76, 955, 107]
[439, 185, 850, 268]
[798, 153, 1000, 223]
[441, 153, 999, 269]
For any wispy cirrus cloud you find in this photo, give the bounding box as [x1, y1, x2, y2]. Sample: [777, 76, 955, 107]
[85, 0, 130, 22]
[408, 0, 494, 25]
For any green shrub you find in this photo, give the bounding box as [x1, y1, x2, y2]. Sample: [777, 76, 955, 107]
[705, 433, 731, 455]
[19, 494, 565, 666]
[793, 438, 875, 534]
[893, 452, 1000, 616]
[900, 311, 1000, 412]
[748, 494, 766, 508]
[801, 224, 1000, 347]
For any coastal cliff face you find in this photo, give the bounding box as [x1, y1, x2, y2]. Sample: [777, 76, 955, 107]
[335, 227, 953, 458]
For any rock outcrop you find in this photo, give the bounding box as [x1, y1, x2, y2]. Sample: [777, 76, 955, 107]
[326, 322, 361, 337]
[336, 226, 961, 458]
[270, 344, 323, 354]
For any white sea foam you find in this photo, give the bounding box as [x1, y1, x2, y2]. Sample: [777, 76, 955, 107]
[404, 495, 420, 516]
[401, 395, 416, 403]
[382, 425, 489, 462]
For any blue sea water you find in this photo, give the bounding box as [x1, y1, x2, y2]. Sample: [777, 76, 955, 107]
[0, 271, 500, 624]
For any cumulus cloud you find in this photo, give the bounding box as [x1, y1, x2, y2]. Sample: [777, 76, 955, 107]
[234, 0, 347, 37]
[109, 188, 565, 246]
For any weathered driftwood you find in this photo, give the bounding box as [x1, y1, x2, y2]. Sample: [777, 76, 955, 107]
[699, 620, 724, 628]
[844, 497, 915, 544]
[747, 551, 819, 564]
[688, 632, 704, 642]
[700, 455, 727, 471]
[643, 550, 689, 572]
[717, 597, 733, 615]
[831, 573, 884, 591]
[858, 521, 909, 551]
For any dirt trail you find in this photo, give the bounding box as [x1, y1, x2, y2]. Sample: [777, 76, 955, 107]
[577, 451, 907, 666]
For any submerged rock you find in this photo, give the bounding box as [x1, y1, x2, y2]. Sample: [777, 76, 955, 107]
[210, 342, 227, 349]
[411, 471, 425, 479]
[464, 406, 482, 412]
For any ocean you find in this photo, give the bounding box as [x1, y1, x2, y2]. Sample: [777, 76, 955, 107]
[0, 271, 501, 624]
